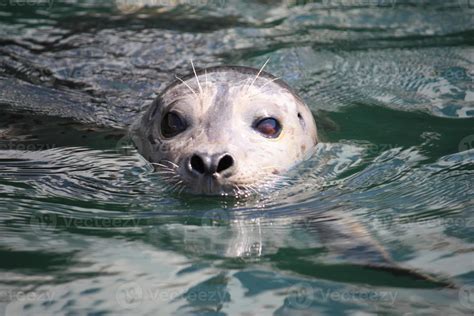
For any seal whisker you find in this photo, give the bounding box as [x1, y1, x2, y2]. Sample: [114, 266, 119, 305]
[167, 161, 180, 169]
[150, 162, 166, 168]
[151, 160, 190, 195]
[174, 181, 184, 192]
[175, 75, 198, 98]
[237, 77, 251, 86]
[154, 160, 180, 169]
[240, 184, 257, 196]
[152, 163, 173, 169]
[155, 171, 177, 175]
[178, 183, 187, 195]
[247, 58, 270, 92]
[168, 180, 183, 193]
[158, 173, 175, 182]
[248, 77, 281, 98]
[154, 165, 174, 170]
[152, 161, 180, 180]
[239, 78, 252, 94]
[151, 165, 175, 173]
[233, 169, 290, 195]
[190, 59, 203, 95]
[233, 185, 244, 197]
[151, 162, 171, 169]
[248, 185, 259, 195]
[251, 186, 260, 195]
[158, 160, 179, 169]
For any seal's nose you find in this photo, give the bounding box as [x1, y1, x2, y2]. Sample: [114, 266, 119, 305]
[189, 153, 235, 176]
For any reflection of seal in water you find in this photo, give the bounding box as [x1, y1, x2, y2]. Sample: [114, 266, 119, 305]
[131, 64, 318, 195]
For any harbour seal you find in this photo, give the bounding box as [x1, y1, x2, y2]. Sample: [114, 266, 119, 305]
[131, 64, 318, 195]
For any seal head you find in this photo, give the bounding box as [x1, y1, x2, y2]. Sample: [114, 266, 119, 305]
[131, 66, 318, 195]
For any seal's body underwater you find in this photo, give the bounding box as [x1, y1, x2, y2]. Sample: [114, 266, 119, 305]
[131, 65, 318, 195]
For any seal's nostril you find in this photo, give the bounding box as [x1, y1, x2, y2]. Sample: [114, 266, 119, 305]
[189, 153, 234, 176]
[216, 154, 234, 173]
[190, 154, 206, 174]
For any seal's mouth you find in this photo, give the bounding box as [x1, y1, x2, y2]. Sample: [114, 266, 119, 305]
[199, 175, 225, 195]
[186, 173, 255, 196]
[151, 160, 279, 197]
[193, 176, 235, 195]
[151, 160, 233, 195]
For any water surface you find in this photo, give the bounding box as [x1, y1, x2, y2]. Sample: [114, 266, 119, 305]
[0, 1, 473, 315]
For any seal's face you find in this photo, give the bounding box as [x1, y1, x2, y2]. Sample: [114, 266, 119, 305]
[131, 66, 317, 196]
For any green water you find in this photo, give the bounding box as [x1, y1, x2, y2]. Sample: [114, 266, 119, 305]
[0, 1, 473, 315]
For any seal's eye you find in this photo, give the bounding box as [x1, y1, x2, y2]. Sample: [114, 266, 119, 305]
[161, 112, 187, 138]
[254, 117, 282, 138]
